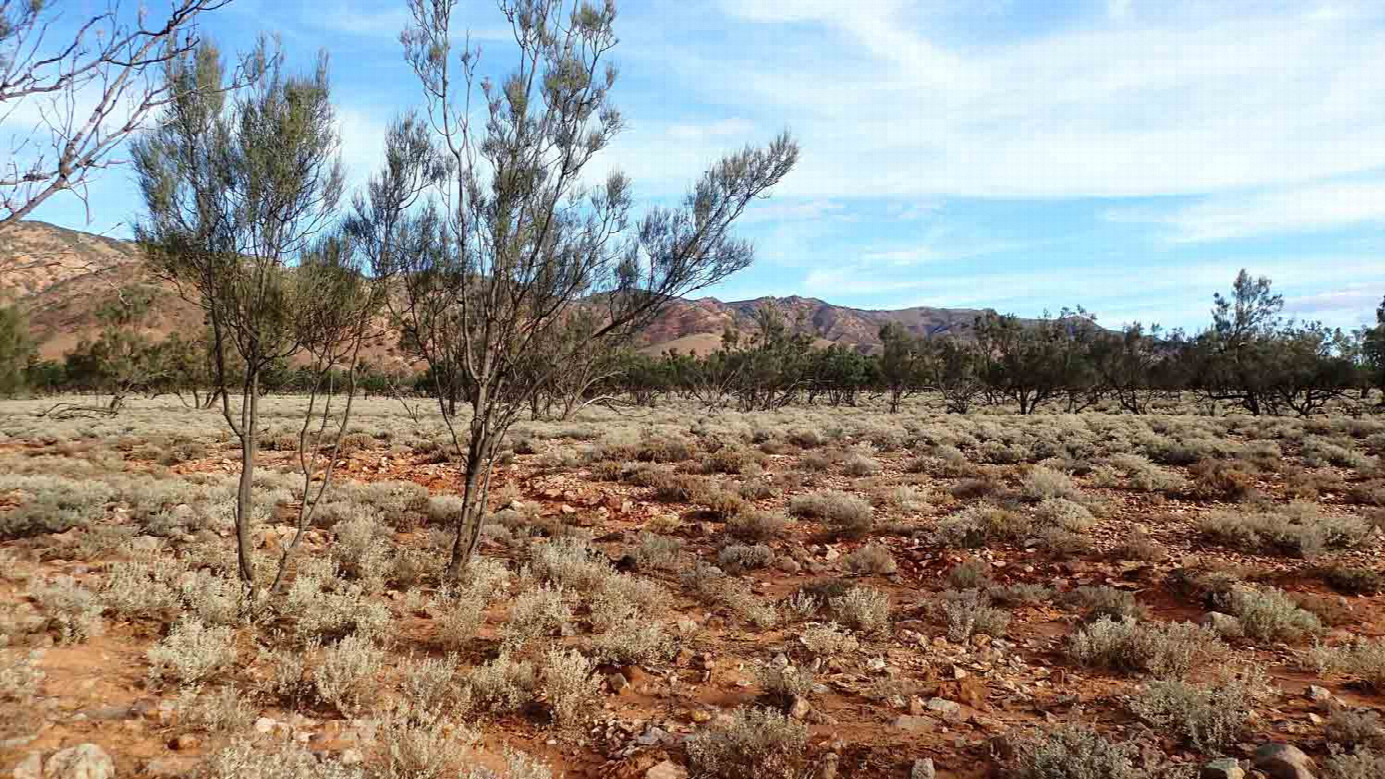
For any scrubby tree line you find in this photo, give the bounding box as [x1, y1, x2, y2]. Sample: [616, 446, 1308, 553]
[4, 270, 1385, 422]
[558, 271, 1385, 418]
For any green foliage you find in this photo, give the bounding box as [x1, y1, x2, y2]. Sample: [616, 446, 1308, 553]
[0, 305, 33, 395]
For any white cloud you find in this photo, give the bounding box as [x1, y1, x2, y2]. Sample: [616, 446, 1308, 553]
[666, 118, 757, 142]
[655, 0, 1385, 200]
[799, 255, 1385, 329]
[1106, 178, 1385, 242]
[741, 198, 851, 224]
[1285, 284, 1383, 323]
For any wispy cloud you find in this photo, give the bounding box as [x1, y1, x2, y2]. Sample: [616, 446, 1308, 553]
[674, 0, 1385, 199]
[1106, 177, 1385, 242]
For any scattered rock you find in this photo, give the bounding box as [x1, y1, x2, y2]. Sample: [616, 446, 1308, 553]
[1306, 686, 1333, 707]
[1252, 743, 1316, 779]
[12, 753, 42, 779]
[910, 758, 936, 779]
[43, 744, 115, 779]
[339, 750, 363, 767]
[1202, 757, 1245, 779]
[253, 717, 278, 734]
[608, 672, 630, 694]
[690, 710, 712, 724]
[817, 754, 839, 779]
[777, 557, 802, 574]
[634, 727, 671, 747]
[169, 734, 198, 751]
[788, 696, 812, 720]
[891, 715, 936, 733]
[645, 761, 688, 779]
[926, 698, 962, 721]
[1201, 612, 1244, 637]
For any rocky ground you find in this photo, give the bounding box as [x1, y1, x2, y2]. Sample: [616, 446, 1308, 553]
[2, 396, 1384, 779]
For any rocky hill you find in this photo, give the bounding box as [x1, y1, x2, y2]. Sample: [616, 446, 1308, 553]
[1, 220, 993, 360]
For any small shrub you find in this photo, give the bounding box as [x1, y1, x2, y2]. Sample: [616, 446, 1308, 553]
[1066, 618, 1225, 678]
[1307, 639, 1385, 690]
[633, 533, 684, 571]
[399, 654, 459, 713]
[541, 648, 601, 730]
[1062, 586, 1144, 622]
[1226, 586, 1324, 642]
[719, 544, 776, 573]
[1011, 725, 1140, 779]
[1323, 749, 1385, 779]
[698, 486, 747, 521]
[1322, 565, 1385, 595]
[314, 633, 384, 713]
[466, 653, 537, 715]
[591, 619, 674, 666]
[728, 509, 791, 542]
[31, 576, 104, 643]
[147, 618, 236, 687]
[988, 583, 1055, 606]
[1199, 504, 1371, 559]
[1093, 454, 1187, 493]
[798, 622, 858, 657]
[202, 739, 364, 779]
[828, 585, 890, 632]
[433, 589, 487, 649]
[1190, 459, 1258, 501]
[1325, 708, 1385, 752]
[842, 543, 897, 575]
[756, 662, 815, 709]
[1021, 466, 1081, 501]
[0, 649, 43, 703]
[946, 557, 993, 589]
[703, 446, 757, 475]
[375, 705, 476, 779]
[1034, 498, 1095, 532]
[931, 504, 1030, 548]
[284, 559, 390, 641]
[1129, 670, 1262, 751]
[789, 491, 873, 537]
[504, 584, 573, 649]
[875, 484, 930, 513]
[1111, 537, 1166, 562]
[685, 707, 808, 779]
[179, 684, 256, 733]
[1037, 527, 1094, 559]
[529, 538, 611, 590]
[939, 589, 1010, 642]
[842, 453, 881, 477]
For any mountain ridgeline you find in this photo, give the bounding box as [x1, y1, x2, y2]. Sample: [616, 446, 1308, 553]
[0, 220, 999, 360]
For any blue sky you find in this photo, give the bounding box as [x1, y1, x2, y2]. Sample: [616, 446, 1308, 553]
[9, 0, 1385, 332]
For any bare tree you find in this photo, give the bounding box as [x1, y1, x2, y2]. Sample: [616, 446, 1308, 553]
[1, 0, 233, 235]
[134, 40, 357, 600]
[367, 0, 797, 578]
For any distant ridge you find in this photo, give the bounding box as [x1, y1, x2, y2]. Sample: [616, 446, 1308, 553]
[2, 220, 1001, 360]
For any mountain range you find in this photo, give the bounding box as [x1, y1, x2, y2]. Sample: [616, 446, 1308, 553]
[0, 220, 993, 363]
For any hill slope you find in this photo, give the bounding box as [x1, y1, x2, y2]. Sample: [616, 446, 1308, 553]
[1, 220, 993, 359]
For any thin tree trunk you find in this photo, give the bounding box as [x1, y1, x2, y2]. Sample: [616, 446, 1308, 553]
[235, 374, 259, 593]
